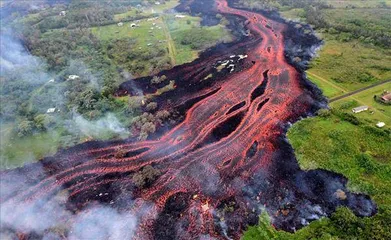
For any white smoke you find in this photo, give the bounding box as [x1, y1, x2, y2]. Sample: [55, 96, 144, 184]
[72, 113, 130, 139]
[0, 162, 151, 239]
[0, 28, 51, 84]
[69, 206, 138, 240]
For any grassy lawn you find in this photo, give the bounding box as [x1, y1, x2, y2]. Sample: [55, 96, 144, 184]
[0, 127, 62, 168]
[287, 114, 391, 206]
[308, 37, 391, 91]
[306, 71, 346, 98]
[91, 20, 166, 43]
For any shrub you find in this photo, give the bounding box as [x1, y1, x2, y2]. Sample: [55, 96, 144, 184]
[132, 165, 161, 188]
[317, 108, 331, 118]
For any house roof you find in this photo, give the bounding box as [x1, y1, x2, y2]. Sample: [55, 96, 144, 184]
[376, 122, 385, 128]
[352, 106, 368, 111]
[381, 93, 391, 101]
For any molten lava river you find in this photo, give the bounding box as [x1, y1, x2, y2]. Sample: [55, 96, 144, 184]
[0, 0, 376, 239]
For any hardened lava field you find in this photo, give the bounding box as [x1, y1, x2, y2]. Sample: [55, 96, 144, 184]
[0, 0, 376, 239]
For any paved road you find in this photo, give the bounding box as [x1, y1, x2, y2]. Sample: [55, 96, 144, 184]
[329, 79, 391, 103]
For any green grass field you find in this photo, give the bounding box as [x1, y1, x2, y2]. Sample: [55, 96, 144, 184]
[91, 20, 166, 43]
[0, 125, 62, 168]
[114, 0, 180, 21]
[307, 71, 347, 98]
[288, 114, 391, 206]
[309, 37, 391, 91]
[92, 12, 231, 66]
[324, 0, 391, 8]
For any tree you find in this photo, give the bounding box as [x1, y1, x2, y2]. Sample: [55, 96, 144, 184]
[146, 102, 158, 112]
[17, 120, 33, 137]
[151, 75, 167, 84]
[132, 165, 161, 188]
[316, 109, 331, 118]
[34, 114, 55, 131]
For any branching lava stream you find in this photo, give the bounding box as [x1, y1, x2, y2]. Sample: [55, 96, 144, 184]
[0, 0, 376, 239]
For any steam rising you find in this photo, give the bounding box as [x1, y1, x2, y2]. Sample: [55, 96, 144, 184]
[72, 113, 130, 139]
[69, 207, 138, 240]
[0, 28, 51, 84]
[0, 162, 146, 239]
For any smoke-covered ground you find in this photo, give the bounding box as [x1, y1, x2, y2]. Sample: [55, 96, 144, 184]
[0, 0, 377, 239]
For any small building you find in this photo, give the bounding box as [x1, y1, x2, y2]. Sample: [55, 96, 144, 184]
[68, 75, 79, 80]
[352, 106, 368, 113]
[47, 108, 56, 113]
[376, 122, 385, 128]
[175, 14, 186, 18]
[130, 23, 137, 28]
[59, 11, 66, 16]
[117, 22, 124, 27]
[48, 79, 55, 83]
[381, 93, 391, 103]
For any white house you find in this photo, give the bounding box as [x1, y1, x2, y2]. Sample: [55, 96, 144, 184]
[59, 11, 66, 16]
[376, 122, 385, 128]
[117, 22, 124, 27]
[68, 75, 80, 80]
[47, 108, 56, 113]
[175, 14, 186, 18]
[352, 106, 368, 114]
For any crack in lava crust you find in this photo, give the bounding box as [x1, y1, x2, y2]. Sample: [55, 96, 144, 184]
[0, 0, 376, 239]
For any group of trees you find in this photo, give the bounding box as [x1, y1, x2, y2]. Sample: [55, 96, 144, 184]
[17, 114, 55, 137]
[131, 107, 171, 140]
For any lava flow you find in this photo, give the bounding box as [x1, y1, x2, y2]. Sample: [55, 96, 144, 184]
[0, 0, 376, 239]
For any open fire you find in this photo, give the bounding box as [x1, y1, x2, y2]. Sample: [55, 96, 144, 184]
[0, 0, 376, 239]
